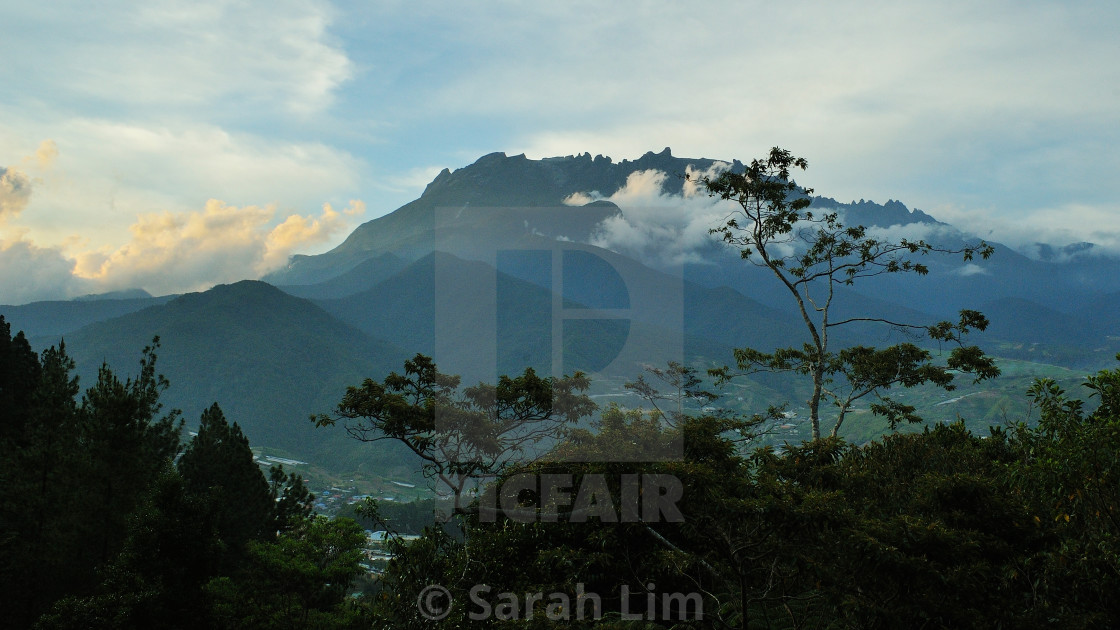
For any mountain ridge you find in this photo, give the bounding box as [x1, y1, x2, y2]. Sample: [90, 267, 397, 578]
[266, 149, 965, 287]
[29, 280, 414, 468]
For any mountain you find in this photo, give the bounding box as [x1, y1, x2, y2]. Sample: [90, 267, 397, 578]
[266, 148, 743, 286]
[2, 294, 176, 338]
[72, 288, 155, 301]
[317, 250, 702, 385]
[30, 281, 415, 470]
[810, 196, 943, 228]
[270, 149, 1120, 317]
[278, 252, 411, 300]
[1075, 291, 1120, 341]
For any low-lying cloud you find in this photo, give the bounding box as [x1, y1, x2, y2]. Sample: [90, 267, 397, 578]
[925, 202, 1120, 260]
[70, 199, 365, 296]
[574, 163, 740, 267]
[953, 263, 990, 277]
[0, 235, 95, 305]
[570, 165, 1035, 272]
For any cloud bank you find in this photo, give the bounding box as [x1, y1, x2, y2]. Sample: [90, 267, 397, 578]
[0, 177, 365, 305]
[0, 237, 95, 305]
[67, 199, 365, 297]
[576, 163, 740, 267]
[577, 164, 1108, 270]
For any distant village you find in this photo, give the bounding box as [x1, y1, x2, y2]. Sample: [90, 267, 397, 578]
[246, 449, 425, 573]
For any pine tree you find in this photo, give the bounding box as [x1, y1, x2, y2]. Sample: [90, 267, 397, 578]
[178, 403, 274, 570]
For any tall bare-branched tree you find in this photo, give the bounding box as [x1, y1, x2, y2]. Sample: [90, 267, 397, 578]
[698, 147, 1000, 439]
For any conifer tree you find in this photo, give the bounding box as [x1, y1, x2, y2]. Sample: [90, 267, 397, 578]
[178, 403, 274, 567]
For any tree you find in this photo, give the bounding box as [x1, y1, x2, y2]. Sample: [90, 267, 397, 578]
[622, 361, 717, 429]
[0, 334, 185, 628]
[269, 464, 315, 534]
[2, 342, 82, 626]
[0, 319, 57, 628]
[76, 339, 183, 569]
[315, 353, 596, 512]
[698, 147, 999, 438]
[38, 403, 333, 630]
[35, 467, 223, 630]
[0, 315, 42, 442]
[177, 403, 274, 568]
[205, 516, 369, 630]
[1007, 366, 1120, 625]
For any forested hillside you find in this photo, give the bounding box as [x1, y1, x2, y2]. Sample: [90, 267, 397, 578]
[0, 318, 369, 628]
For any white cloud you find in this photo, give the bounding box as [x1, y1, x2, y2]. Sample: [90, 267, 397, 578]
[0, 234, 93, 304]
[583, 164, 739, 267]
[580, 162, 1044, 271]
[861, 220, 960, 246]
[70, 198, 366, 296]
[562, 191, 597, 206]
[954, 263, 989, 277]
[927, 202, 1120, 257]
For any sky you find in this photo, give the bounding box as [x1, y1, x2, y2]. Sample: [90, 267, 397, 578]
[1, 0, 1117, 304]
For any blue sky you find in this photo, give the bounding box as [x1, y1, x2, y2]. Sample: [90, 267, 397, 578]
[1, 0, 1117, 303]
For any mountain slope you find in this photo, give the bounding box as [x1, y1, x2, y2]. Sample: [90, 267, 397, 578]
[278, 252, 411, 300]
[2, 295, 175, 338]
[33, 281, 413, 468]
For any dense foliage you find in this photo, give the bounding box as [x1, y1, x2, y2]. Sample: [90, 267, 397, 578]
[359, 358, 1120, 628]
[0, 316, 368, 629]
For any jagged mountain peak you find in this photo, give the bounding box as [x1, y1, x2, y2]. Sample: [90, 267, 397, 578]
[1025, 241, 1095, 261]
[416, 148, 738, 204]
[274, 149, 963, 287]
[810, 196, 943, 228]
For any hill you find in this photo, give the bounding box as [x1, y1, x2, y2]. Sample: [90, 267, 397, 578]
[30, 281, 415, 471]
[2, 294, 175, 338]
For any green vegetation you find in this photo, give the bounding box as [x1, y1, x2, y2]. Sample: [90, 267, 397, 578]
[313, 353, 598, 512]
[0, 317, 370, 629]
[699, 147, 998, 439]
[352, 355, 1120, 628]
